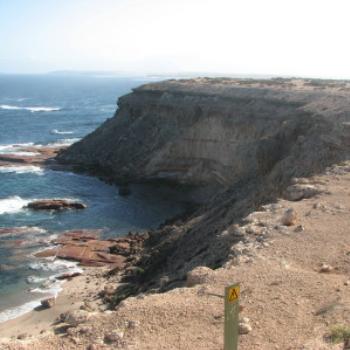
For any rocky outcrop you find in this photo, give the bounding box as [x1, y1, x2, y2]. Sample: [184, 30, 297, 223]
[58, 78, 350, 189]
[35, 230, 145, 267]
[0, 145, 67, 167]
[27, 199, 87, 210]
[58, 78, 350, 298]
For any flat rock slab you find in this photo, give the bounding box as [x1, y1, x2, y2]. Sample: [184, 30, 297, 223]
[35, 230, 145, 269]
[26, 199, 87, 210]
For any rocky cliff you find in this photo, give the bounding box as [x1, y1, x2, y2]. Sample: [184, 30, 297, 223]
[59, 78, 350, 293]
[59, 78, 350, 189]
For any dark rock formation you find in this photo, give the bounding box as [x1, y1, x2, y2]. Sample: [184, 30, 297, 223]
[58, 78, 350, 189]
[41, 297, 56, 309]
[58, 78, 350, 299]
[27, 199, 87, 210]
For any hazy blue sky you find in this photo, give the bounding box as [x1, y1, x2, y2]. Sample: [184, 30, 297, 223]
[1, 0, 350, 78]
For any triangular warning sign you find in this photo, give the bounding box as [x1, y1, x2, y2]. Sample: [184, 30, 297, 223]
[228, 286, 239, 302]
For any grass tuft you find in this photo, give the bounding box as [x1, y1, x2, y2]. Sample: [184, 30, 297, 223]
[329, 324, 350, 344]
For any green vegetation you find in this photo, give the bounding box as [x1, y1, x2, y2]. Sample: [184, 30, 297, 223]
[329, 324, 350, 343]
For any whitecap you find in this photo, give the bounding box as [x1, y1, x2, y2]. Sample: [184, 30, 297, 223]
[0, 105, 61, 113]
[50, 129, 74, 135]
[0, 196, 30, 215]
[0, 104, 21, 110]
[0, 166, 44, 175]
[27, 107, 61, 113]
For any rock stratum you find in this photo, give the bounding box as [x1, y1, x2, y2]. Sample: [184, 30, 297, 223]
[59, 77, 350, 188]
[58, 78, 350, 293]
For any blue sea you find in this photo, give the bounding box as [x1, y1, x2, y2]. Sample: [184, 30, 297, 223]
[0, 74, 186, 322]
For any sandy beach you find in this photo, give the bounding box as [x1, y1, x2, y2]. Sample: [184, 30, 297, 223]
[0, 267, 108, 341]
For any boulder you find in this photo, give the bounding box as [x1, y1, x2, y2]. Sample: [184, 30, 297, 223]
[41, 297, 56, 308]
[281, 208, 297, 226]
[284, 184, 321, 201]
[104, 330, 125, 345]
[56, 272, 82, 280]
[239, 317, 252, 334]
[320, 263, 333, 273]
[103, 284, 116, 296]
[26, 199, 87, 210]
[186, 266, 214, 287]
[59, 310, 90, 326]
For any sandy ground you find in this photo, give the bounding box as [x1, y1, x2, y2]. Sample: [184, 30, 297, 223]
[3, 161, 350, 349]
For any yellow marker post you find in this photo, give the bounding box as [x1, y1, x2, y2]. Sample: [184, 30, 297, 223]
[224, 283, 240, 350]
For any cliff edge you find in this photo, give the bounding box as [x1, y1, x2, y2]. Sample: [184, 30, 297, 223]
[59, 78, 350, 189]
[58, 77, 350, 290]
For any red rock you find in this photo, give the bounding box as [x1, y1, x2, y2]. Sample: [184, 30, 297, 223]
[0, 145, 67, 168]
[34, 248, 58, 258]
[59, 230, 101, 241]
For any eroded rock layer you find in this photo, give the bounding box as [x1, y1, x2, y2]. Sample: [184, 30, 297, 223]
[58, 78, 350, 293]
[59, 78, 350, 189]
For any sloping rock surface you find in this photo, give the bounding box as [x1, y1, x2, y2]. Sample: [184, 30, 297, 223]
[58, 78, 350, 292]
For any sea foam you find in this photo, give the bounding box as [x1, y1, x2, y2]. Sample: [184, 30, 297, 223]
[28, 259, 83, 274]
[0, 165, 44, 175]
[0, 104, 61, 112]
[0, 196, 30, 215]
[0, 143, 40, 157]
[50, 129, 74, 135]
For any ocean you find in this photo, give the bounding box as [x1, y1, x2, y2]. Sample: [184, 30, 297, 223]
[0, 74, 186, 322]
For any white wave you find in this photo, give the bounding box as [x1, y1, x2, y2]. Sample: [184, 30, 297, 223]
[0, 275, 64, 323]
[0, 165, 44, 174]
[28, 107, 61, 113]
[0, 299, 42, 323]
[0, 196, 30, 215]
[0, 143, 40, 156]
[30, 280, 63, 296]
[0, 104, 61, 113]
[26, 276, 46, 284]
[28, 259, 83, 274]
[0, 143, 34, 152]
[0, 104, 21, 110]
[46, 138, 81, 147]
[50, 129, 74, 135]
[0, 258, 83, 323]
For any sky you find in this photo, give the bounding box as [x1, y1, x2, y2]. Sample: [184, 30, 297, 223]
[1, 0, 350, 78]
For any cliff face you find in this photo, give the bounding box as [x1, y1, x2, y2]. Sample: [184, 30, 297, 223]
[59, 78, 350, 292]
[60, 78, 350, 189]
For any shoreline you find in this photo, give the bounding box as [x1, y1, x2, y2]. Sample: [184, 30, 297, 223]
[0, 266, 109, 340]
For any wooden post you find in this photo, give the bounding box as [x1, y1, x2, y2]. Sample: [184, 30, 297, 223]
[224, 283, 240, 350]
